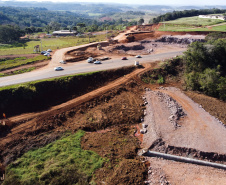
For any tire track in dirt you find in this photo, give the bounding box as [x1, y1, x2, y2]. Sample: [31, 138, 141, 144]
[0, 64, 153, 144]
[156, 88, 226, 154]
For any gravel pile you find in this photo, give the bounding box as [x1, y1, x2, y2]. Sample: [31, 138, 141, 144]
[156, 36, 205, 44]
[155, 90, 186, 129]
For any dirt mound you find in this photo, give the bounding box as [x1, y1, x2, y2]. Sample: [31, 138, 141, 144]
[156, 36, 205, 44]
[81, 126, 146, 185]
[149, 139, 226, 164]
[0, 74, 145, 165]
[114, 44, 145, 51]
[66, 51, 98, 63]
[185, 91, 226, 126]
[107, 159, 146, 185]
[0, 67, 135, 118]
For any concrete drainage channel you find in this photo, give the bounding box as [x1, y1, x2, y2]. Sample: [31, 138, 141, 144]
[140, 150, 226, 170]
[138, 87, 226, 172]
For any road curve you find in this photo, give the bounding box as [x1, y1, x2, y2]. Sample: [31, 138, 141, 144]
[0, 45, 185, 87]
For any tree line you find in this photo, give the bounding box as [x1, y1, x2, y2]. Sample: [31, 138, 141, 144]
[0, 6, 140, 43]
[184, 33, 226, 100]
[152, 8, 226, 23]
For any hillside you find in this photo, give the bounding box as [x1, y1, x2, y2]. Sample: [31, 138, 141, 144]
[0, 18, 226, 185]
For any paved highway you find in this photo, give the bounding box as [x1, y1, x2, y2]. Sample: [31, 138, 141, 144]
[0, 50, 185, 87]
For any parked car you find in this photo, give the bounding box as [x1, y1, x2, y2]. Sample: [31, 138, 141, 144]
[41, 51, 47, 54]
[44, 52, 50, 56]
[121, 57, 127, 60]
[136, 55, 142, 58]
[54, 66, 64, 71]
[47, 49, 52, 52]
[87, 57, 94, 63]
[60, 60, 66, 64]
[94, 60, 102, 64]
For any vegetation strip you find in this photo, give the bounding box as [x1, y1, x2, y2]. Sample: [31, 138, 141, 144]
[0, 55, 49, 71]
[3, 130, 104, 185]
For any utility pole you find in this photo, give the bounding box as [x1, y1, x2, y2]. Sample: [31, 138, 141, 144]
[40, 39, 43, 51]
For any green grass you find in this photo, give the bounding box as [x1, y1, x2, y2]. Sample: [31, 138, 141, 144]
[0, 55, 49, 71]
[211, 24, 226, 32]
[158, 24, 197, 31]
[158, 22, 226, 32]
[162, 16, 225, 26]
[0, 67, 36, 77]
[158, 15, 226, 32]
[0, 34, 108, 56]
[4, 130, 104, 185]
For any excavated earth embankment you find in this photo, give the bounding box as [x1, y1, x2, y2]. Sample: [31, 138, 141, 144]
[142, 87, 226, 155]
[139, 86, 226, 185]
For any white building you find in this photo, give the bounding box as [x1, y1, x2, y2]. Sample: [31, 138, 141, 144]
[52, 30, 77, 36]
[199, 15, 226, 21]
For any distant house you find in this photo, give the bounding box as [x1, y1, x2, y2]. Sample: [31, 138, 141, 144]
[52, 30, 77, 36]
[199, 15, 226, 21]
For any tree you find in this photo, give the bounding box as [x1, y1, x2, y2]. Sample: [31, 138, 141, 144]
[76, 23, 86, 27]
[0, 25, 24, 43]
[138, 18, 144, 25]
[49, 21, 61, 31]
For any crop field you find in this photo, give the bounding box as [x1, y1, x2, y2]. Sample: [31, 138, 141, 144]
[0, 34, 109, 56]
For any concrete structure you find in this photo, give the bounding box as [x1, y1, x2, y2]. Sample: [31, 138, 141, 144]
[52, 30, 77, 36]
[199, 15, 226, 21]
[143, 150, 226, 170]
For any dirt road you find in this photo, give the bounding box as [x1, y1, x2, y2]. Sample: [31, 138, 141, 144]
[142, 87, 226, 154]
[0, 64, 151, 146]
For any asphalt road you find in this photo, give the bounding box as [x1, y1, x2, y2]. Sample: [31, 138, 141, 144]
[0, 50, 185, 87]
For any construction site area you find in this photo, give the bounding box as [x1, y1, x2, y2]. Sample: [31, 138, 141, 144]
[0, 24, 226, 185]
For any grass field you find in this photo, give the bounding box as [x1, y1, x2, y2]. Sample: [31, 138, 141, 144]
[162, 16, 225, 26]
[158, 15, 226, 32]
[0, 67, 36, 77]
[158, 23, 226, 32]
[0, 34, 109, 56]
[210, 24, 226, 31]
[4, 130, 104, 184]
[0, 55, 49, 71]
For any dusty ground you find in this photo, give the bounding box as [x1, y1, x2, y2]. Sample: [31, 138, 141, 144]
[82, 127, 147, 185]
[0, 65, 150, 184]
[137, 86, 226, 185]
[146, 157, 226, 185]
[142, 87, 226, 154]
